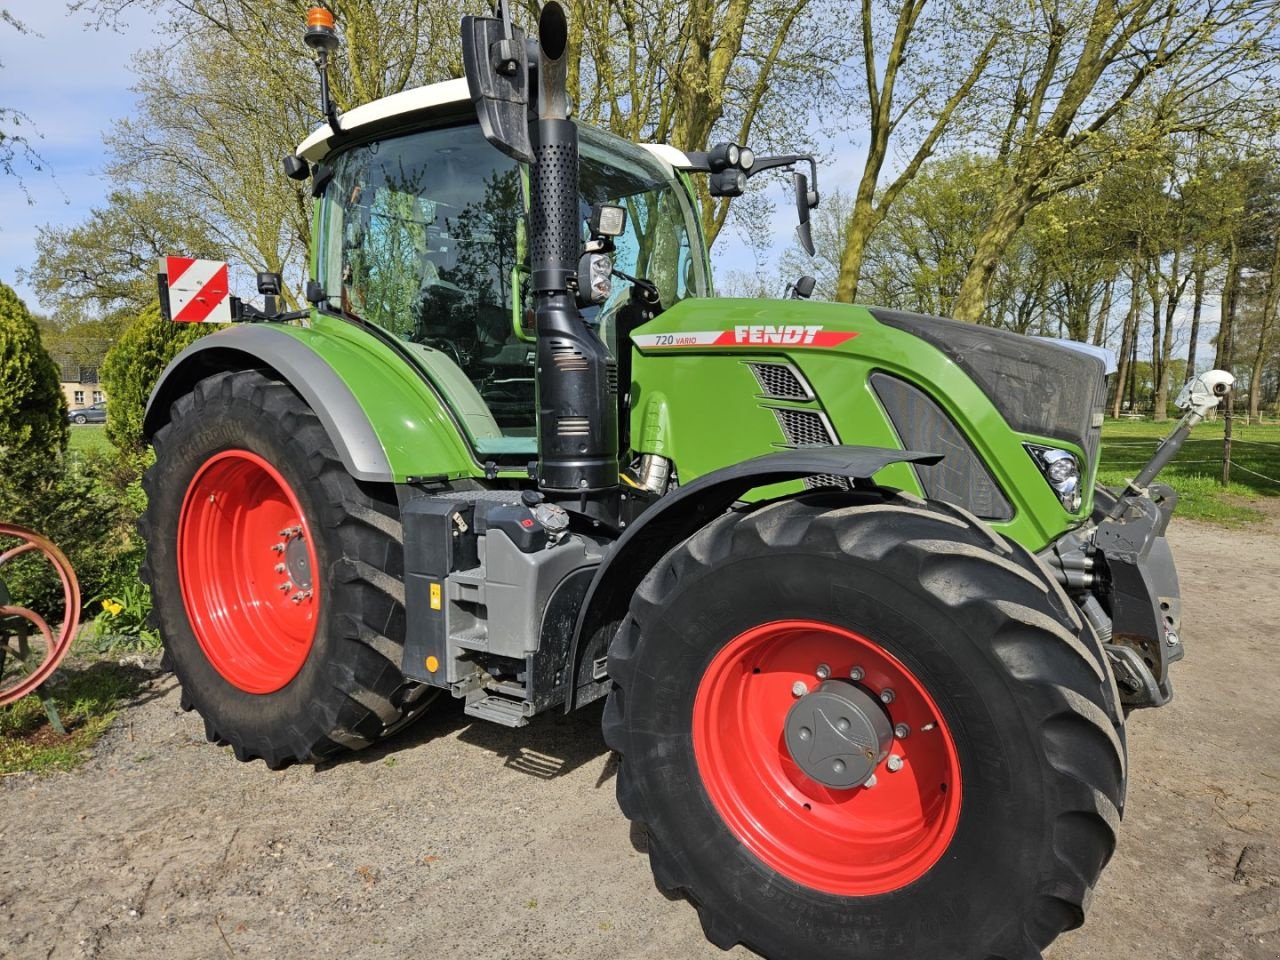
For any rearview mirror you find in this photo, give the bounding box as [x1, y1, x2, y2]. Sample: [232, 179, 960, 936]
[461, 4, 533, 164]
[794, 172, 815, 257]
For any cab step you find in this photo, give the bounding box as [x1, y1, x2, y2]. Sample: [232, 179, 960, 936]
[465, 694, 532, 728]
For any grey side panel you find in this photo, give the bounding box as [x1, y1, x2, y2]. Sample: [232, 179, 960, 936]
[565, 445, 941, 710]
[143, 325, 393, 482]
[870, 372, 1013, 521]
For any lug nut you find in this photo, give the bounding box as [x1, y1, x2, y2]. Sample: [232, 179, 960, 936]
[291, 592, 304, 604]
[880, 688, 896, 704]
[849, 666, 865, 681]
[863, 774, 877, 788]
[791, 680, 809, 697]
[277, 581, 292, 592]
[271, 543, 286, 553]
[815, 663, 830, 680]
[894, 723, 910, 739]
[274, 563, 286, 574]
[886, 754, 904, 772]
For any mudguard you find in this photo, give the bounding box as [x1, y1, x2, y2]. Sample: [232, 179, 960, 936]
[143, 323, 477, 483]
[564, 445, 940, 709]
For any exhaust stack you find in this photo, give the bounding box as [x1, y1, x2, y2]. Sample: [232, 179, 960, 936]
[527, 3, 618, 496]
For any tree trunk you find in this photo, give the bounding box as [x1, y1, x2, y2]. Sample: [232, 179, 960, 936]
[1153, 249, 1183, 421]
[1215, 241, 1240, 370]
[1186, 259, 1205, 382]
[952, 188, 1032, 323]
[1149, 286, 1162, 415]
[834, 193, 885, 304]
[1248, 229, 1280, 420]
[1091, 276, 1113, 347]
[1110, 259, 1143, 418]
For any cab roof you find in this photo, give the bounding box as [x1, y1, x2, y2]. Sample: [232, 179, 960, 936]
[294, 78, 692, 172]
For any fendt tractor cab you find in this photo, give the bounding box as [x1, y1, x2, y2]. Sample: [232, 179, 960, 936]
[144, 4, 1232, 958]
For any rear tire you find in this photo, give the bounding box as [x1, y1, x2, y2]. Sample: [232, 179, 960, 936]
[603, 492, 1126, 959]
[142, 370, 432, 767]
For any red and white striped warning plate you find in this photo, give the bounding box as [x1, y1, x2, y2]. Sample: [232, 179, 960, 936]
[165, 257, 232, 324]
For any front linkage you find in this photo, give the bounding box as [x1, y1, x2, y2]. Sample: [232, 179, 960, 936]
[1040, 370, 1234, 708]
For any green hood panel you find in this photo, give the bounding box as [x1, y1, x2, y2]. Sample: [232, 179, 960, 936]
[628, 298, 1092, 550]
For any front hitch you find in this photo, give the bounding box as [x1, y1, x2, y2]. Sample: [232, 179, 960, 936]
[1042, 369, 1233, 709]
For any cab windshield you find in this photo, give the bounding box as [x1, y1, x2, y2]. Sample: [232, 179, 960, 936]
[319, 120, 705, 447]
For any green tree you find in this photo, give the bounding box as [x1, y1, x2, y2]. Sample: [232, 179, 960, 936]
[0, 282, 67, 473]
[950, 0, 1279, 322]
[100, 302, 210, 453]
[831, 0, 1001, 301]
[26, 189, 220, 315]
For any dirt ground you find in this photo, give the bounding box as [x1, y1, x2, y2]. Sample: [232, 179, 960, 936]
[3, 511, 1278, 960]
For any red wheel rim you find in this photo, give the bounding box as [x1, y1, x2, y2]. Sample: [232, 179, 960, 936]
[692, 619, 962, 896]
[178, 450, 320, 693]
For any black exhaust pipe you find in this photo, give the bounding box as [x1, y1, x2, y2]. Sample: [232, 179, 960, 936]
[529, 2, 618, 496]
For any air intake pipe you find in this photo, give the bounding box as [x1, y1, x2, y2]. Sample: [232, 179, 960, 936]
[529, 2, 618, 496]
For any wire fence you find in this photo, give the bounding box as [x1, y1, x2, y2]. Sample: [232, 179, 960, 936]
[1101, 418, 1280, 488]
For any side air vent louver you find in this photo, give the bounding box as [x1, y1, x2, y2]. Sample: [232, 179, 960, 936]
[870, 372, 1013, 521]
[773, 408, 838, 449]
[557, 417, 591, 437]
[550, 342, 589, 372]
[606, 360, 618, 394]
[748, 362, 813, 400]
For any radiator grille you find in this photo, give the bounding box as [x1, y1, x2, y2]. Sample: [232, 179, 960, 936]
[773, 408, 837, 448]
[748, 362, 813, 400]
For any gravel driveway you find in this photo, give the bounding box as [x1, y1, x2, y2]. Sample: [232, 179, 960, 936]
[3, 513, 1277, 960]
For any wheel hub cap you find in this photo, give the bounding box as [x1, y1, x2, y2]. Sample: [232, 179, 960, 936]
[784, 680, 892, 788]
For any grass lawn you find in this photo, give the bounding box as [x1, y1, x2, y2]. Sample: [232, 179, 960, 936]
[1099, 417, 1280, 525]
[67, 424, 114, 458]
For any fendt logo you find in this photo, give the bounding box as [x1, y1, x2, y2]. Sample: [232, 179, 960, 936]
[630, 326, 858, 350]
[735, 324, 824, 345]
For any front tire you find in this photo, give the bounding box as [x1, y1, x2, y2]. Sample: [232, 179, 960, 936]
[603, 492, 1126, 959]
[142, 370, 432, 767]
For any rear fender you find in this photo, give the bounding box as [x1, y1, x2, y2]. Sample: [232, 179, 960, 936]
[143, 323, 477, 483]
[564, 445, 940, 710]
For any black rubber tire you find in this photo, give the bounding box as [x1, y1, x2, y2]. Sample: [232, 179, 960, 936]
[141, 369, 434, 768]
[603, 491, 1126, 960]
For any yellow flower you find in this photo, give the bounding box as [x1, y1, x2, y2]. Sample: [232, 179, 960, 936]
[102, 599, 124, 616]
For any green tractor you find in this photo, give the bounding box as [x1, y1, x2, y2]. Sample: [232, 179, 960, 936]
[142, 4, 1232, 958]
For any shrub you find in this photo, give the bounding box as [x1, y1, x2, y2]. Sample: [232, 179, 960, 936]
[0, 281, 67, 473]
[101, 301, 210, 453]
[0, 455, 130, 622]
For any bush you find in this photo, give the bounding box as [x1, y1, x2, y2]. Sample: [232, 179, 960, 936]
[0, 281, 67, 472]
[100, 300, 210, 453]
[0, 455, 131, 622]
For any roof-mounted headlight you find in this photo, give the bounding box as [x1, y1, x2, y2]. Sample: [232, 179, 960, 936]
[1026, 445, 1082, 512]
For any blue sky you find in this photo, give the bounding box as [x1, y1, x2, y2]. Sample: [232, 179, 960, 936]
[0, 3, 157, 312]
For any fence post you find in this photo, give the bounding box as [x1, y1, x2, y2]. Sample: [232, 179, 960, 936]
[1221, 392, 1233, 486]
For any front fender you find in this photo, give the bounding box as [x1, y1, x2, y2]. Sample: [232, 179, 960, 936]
[565, 445, 940, 709]
[144, 322, 478, 483]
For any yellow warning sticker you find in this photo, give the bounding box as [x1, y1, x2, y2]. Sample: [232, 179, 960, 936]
[429, 581, 442, 611]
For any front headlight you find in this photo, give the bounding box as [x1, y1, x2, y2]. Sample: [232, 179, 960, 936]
[1026, 445, 1082, 512]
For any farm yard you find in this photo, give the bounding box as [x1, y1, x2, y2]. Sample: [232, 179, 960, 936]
[2, 424, 1277, 960]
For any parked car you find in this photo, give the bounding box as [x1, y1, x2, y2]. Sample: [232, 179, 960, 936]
[67, 401, 107, 424]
